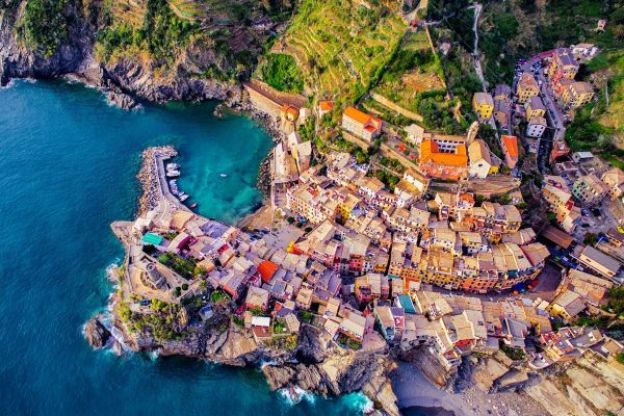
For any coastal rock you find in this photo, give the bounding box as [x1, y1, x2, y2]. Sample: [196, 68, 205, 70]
[106, 90, 140, 111]
[471, 355, 514, 392]
[495, 369, 529, 390]
[262, 365, 297, 390]
[399, 345, 455, 388]
[296, 324, 328, 364]
[84, 316, 111, 349]
[159, 334, 204, 358]
[211, 327, 260, 366]
[526, 352, 624, 416]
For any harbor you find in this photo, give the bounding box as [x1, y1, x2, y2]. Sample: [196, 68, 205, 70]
[137, 145, 198, 215]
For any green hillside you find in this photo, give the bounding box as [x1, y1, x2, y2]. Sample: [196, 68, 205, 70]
[259, 0, 408, 103]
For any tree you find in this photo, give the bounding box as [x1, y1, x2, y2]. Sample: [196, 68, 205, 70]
[584, 233, 598, 246]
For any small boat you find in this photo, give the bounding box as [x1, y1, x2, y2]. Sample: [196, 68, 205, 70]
[189, 203, 198, 209]
[179, 193, 189, 202]
[220, 173, 228, 178]
[167, 163, 179, 169]
[166, 170, 180, 178]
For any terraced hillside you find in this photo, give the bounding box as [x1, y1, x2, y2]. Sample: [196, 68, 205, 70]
[372, 30, 445, 115]
[263, 0, 408, 103]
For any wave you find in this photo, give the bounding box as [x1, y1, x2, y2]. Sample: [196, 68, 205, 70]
[278, 386, 316, 406]
[342, 392, 374, 414]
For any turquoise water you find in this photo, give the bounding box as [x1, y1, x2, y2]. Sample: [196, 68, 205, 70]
[0, 80, 372, 415]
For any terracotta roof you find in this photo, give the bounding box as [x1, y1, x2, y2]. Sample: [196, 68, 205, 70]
[258, 260, 279, 283]
[420, 139, 468, 167]
[344, 106, 381, 127]
[501, 135, 519, 158]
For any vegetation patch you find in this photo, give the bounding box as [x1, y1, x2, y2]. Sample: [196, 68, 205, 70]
[23, 0, 71, 57]
[258, 53, 304, 93]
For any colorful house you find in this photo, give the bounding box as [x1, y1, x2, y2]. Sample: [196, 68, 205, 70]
[516, 73, 540, 103]
[562, 81, 594, 109]
[258, 260, 279, 284]
[472, 92, 494, 120]
[525, 96, 546, 119]
[546, 48, 579, 81]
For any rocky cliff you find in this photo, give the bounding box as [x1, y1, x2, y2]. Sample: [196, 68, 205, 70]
[0, 0, 292, 107]
[85, 312, 399, 415]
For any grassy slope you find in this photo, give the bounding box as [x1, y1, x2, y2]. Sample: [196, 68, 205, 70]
[271, 0, 407, 103]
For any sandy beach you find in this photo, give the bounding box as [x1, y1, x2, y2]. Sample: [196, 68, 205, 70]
[392, 362, 548, 416]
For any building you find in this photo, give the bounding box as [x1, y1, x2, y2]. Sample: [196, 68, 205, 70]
[339, 310, 367, 341]
[547, 48, 579, 80]
[601, 167, 624, 199]
[468, 139, 494, 179]
[526, 116, 547, 138]
[572, 174, 609, 206]
[472, 92, 494, 120]
[547, 290, 586, 322]
[516, 73, 540, 103]
[419, 138, 468, 181]
[493, 84, 512, 101]
[525, 96, 546, 119]
[562, 81, 594, 109]
[571, 43, 599, 61]
[575, 245, 622, 279]
[355, 273, 389, 303]
[342, 106, 383, 143]
[245, 286, 270, 311]
[405, 124, 425, 145]
[500, 135, 519, 170]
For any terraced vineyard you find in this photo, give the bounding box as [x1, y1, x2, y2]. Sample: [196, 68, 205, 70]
[372, 30, 445, 115]
[276, 0, 408, 103]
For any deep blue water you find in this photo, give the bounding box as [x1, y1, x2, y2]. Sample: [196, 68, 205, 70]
[0, 80, 374, 415]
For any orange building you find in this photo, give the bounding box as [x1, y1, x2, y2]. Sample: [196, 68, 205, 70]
[500, 135, 519, 170]
[342, 106, 383, 143]
[419, 139, 468, 181]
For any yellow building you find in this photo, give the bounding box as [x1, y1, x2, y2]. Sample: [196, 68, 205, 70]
[562, 81, 594, 109]
[546, 48, 579, 80]
[472, 92, 494, 120]
[516, 73, 540, 103]
[525, 96, 546, 119]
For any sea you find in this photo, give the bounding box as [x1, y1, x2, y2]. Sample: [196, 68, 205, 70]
[0, 79, 435, 415]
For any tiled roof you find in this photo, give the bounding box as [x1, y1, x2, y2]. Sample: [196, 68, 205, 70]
[420, 139, 468, 167]
[501, 135, 519, 158]
[344, 106, 381, 127]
